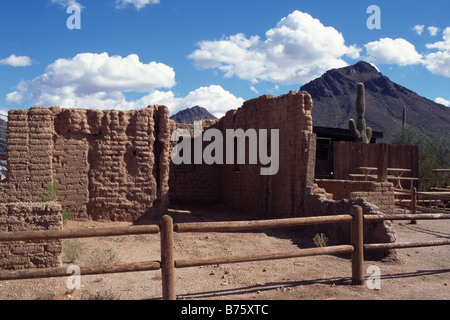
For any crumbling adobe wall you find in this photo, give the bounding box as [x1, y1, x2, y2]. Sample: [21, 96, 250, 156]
[220, 92, 314, 218]
[0, 202, 62, 270]
[316, 179, 395, 215]
[0, 106, 171, 222]
[305, 183, 397, 259]
[0, 108, 54, 203]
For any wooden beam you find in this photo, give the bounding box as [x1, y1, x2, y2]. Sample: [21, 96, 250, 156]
[174, 215, 353, 233]
[174, 245, 354, 269]
[0, 225, 160, 242]
[364, 213, 450, 221]
[364, 239, 450, 251]
[0, 261, 161, 281]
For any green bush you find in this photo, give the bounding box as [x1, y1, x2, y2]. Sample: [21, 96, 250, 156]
[62, 209, 74, 226]
[38, 181, 59, 202]
[63, 239, 83, 263]
[392, 126, 450, 190]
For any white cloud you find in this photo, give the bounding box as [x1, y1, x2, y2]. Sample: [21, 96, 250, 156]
[423, 27, 450, 77]
[364, 38, 423, 66]
[7, 52, 174, 106]
[49, 0, 84, 9]
[0, 54, 32, 67]
[134, 85, 244, 117]
[6, 91, 24, 104]
[115, 0, 159, 10]
[189, 10, 360, 85]
[413, 24, 425, 35]
[427, 26, 440, 36]
[435, 97, 450, 107]
[250, 86, 259, 94]
[6, 52, 243, 117]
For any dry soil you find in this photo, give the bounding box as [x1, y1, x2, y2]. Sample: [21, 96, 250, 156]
[0, 204, 448, 301]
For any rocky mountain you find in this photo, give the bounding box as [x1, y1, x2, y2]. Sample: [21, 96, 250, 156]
[170, 106, 217, 124]
[300, 61, 450, 142]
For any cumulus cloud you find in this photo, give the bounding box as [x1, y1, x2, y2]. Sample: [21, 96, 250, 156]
[364, 38, 423, 66]
[435, 97, 450, 107]
[7, 52, 174, 106]
[6, 52, 243, 116]
[115, 0, 159, 10]
[0, 54, 32, 67]
[427, 26, 440, 37]
[423, 27, 450, 77]
[189, 10, 360, 85]
[413, 25, 425, 35]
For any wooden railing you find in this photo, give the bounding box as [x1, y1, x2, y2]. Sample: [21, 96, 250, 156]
[395, 187, 450, 218]
[1, 205, 450, 300]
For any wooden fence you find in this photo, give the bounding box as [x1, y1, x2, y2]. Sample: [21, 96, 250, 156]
[395, 187, 450, 219]
[1, 205, 450, 300]
[332, 142, 419, 187]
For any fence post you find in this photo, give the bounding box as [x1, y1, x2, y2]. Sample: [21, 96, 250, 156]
[160, 215, 176, 300]
[351, 205, 365, 285]
[410, 187, 417, 224]
[377, 143, 388, 182]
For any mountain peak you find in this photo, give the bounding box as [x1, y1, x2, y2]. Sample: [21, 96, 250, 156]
[300, 61, 449, 142]
[352, 61, 380, 74]
[170, 106, 217, 124]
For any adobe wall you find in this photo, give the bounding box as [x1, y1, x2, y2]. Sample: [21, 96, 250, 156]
[221, 92, 314, 218]
[168, 120, 222, 205]
[0, 106, 171, 221]
[316, 179, 395, 215]
[168, 91, 315, 218]
[304, 183, 397, 259]
[0, 202, 62, 270]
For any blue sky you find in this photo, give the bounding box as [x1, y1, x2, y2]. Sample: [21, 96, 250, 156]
[0, 0, 449, 118]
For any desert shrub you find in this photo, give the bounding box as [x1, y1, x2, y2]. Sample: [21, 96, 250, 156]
[62, 209, 74, 226]
[81, 290, 121, 300]
[63, 239, 83, 263]
[85, 247, 122, 266]
[313, 233, 328, 247]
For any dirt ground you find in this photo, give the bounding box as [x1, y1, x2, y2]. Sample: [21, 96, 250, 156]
[0, 204, 449, 301]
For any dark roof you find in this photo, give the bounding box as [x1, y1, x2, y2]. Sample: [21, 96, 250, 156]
[313, 126, 383, 143]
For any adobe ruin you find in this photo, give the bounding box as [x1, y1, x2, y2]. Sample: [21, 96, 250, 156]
[0, 91, 397, 269]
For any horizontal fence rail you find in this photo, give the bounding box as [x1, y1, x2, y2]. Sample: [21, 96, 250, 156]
[0, 205, 449, 300]
[395, 187, 450, 216]
[174, 246, 355, 269]
[173, 215, 353, 233]
[0, 225, 160, 242]
[0, 261, 161, 281]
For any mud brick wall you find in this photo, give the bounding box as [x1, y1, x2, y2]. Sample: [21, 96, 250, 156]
[316, 179, 395, 215]
[0, 202, 62, 270]
[0, 108, 54, 202]
[1, 106, 171, 221]
[220, 91, 314, 218]
[169, 120, 222, 205]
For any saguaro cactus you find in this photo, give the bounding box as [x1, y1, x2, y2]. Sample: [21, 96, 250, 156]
[403, 105, 407, 127]
[349, 83, 372, 143]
